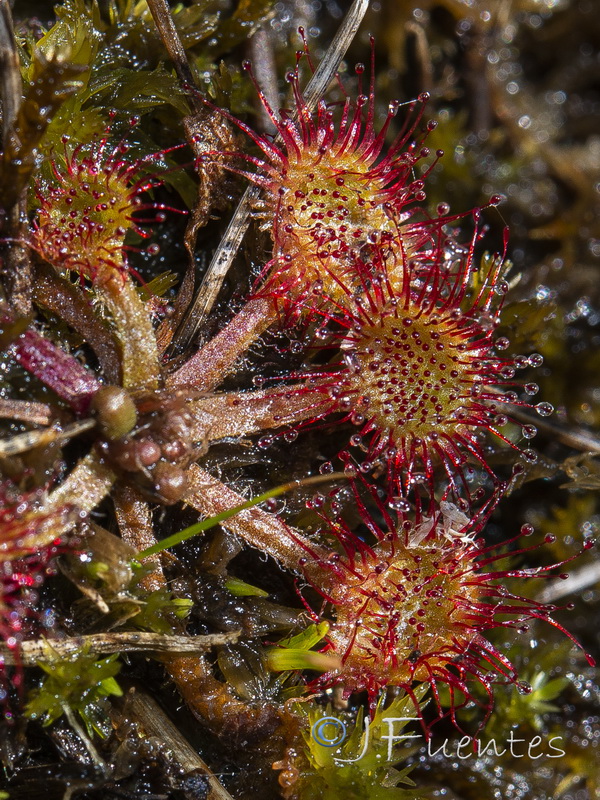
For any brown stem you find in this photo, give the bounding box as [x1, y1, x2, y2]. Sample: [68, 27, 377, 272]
[0, 419, 94, 458]
[490, 386, 600, 454]
[184, 463, 330, 572]
[113, 484, 164, 593]
[162, 654, 285, 746]
[168, 297, 275, 390]
[34, 262, 121, 383]
[110, 476, 296, 754]
[247, 27, 279, 136]
[2, 202, 31, 316]
[0, 1, 21, 148]
[111, 687, 237, 800]
[188, 382, 330, 441]
[4, 631, 240, 665]
[112, 484, 286, 747]
[107, 452, 291, 750]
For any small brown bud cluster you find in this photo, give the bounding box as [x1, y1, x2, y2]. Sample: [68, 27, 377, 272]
[93, 386, 198, 504]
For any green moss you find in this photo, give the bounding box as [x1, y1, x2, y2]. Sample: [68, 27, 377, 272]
[25, 642, 123, 738]
[293, 687, 429, 800]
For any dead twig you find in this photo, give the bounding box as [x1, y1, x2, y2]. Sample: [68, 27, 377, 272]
[0, 397, 53, 425]
[1, 631, 240, 666]
[112, 687, 237, 800]
[145, 0, 203, 113]
[0, 419, 95, 457]
[0, 1, 21, 144]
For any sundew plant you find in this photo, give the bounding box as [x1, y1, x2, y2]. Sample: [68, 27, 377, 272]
[1, 1, 599, 799]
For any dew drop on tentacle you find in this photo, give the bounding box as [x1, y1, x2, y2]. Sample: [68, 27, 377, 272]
[535, 402, 554, 417]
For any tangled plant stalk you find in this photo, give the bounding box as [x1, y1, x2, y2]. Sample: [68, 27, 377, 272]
[1, 0, 599, 798]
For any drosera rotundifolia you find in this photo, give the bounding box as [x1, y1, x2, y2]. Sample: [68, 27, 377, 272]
[1, 1, 599, 798]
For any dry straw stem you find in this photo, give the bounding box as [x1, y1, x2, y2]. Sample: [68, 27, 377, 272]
[112, 688, 236, 800]
[0, 631, 240, 666]
[0, 419, 95, 457]
[0, 397, 53, 425]
[489, 385, 600, 454]
[146, 0, 203, 112]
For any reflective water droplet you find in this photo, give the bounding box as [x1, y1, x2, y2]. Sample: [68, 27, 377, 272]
[343, 352, 360, 373]
[524, 382, 539, 396]
[583, 540, 595, 551]
[312, 493, 325, 508]
[388, 497, 411, 512]
[528, 353, 544, 368]
[522, 424, 537, 439]
[521, 524, 534, 536]
[535, 402, 553, 417]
